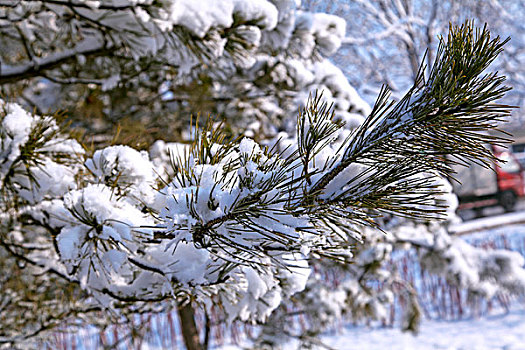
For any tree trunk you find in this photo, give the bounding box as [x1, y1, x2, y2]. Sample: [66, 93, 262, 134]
[178, 302, 202, 350]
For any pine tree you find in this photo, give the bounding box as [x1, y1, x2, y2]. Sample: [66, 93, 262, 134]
[1, 1, 524, 349]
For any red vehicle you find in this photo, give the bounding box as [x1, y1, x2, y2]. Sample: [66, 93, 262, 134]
[452, 146, 525, 213]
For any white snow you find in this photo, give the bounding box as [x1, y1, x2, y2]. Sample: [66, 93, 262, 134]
[163, 0, 278, 37]
[86, 145, 155, 184]
[450, 211, 525, 235]
[17, 158, 78, 203]
[317, 308, 525, 350]
[0, 102, 33, 178]
[0, 101, 85, 203]
[171, 241, 210, 285]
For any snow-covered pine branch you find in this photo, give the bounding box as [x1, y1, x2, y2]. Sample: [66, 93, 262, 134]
[1, 13, 524, 349]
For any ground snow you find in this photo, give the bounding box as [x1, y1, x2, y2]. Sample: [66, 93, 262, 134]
[319, 308, 525, 350]
[450, 210, 525, 235]
[165, 0, 278, 37]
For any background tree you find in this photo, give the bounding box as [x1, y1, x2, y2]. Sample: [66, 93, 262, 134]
[303, 0, 525, 124]
[0, 0, 370, 145]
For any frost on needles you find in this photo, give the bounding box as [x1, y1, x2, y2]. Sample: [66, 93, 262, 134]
[1, 22, 524, 347]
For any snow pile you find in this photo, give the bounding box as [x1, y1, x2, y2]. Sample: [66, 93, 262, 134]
[0, 101, 323, 323]
[149, 140, 189, 165]
[6, 1, 371, 142]
[156, 0, 278, 36]
[5, 0, 285, 87]
[295, 11, 347, 56]
[87, 145, 155, 185]
[0, 100, 84, 203]
[86, 145, 157, 204]
[57, 184, 154, 287]
[195, 1, 372, 135]
[0, 102, 332, 322]
[75, 0, 279, 37]
[311, 60, 371, 128]
[420, 228, 525, 298]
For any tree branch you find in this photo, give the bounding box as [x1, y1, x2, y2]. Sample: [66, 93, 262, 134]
[0, 37, 111, 84]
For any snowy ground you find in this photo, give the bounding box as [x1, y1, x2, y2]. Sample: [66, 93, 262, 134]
[317, 308, 525, 350]
[218, 308, 525, 350]
[451, 209, 525, 235]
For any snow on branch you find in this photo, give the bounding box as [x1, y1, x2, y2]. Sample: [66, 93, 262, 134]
[0, 22, 520, 337]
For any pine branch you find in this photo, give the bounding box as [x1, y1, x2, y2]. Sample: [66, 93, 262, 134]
[306, 21, 512, 220]
[154, 22, 513, 273]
